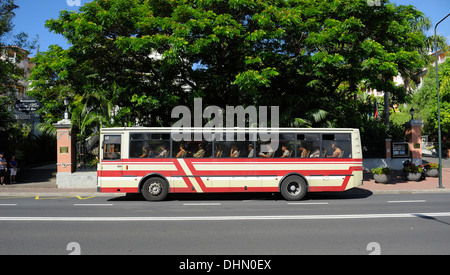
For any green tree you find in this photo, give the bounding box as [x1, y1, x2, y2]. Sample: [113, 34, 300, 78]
[29, 0, 433, 137]
[411, 57, 450, 140]
[0, 0, 19, 100]
[0, 0, 42, 162]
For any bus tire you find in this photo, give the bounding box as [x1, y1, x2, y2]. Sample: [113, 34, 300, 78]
[280, 175, 307, 201]
[141, 177, 169, 201]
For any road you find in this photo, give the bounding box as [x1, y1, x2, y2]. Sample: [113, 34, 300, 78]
[0, 191, 449, 255]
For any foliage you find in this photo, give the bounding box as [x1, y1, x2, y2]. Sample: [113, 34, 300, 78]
[0, 0, 48, 170]
[410, 56, 450, 140]
[29, 0, 434, 139]
[0, 0, 38, 98]
[403, 163, 423, 173]
[424, 162, 439, 170]
[0, 95, 13, 130]
[0, 0, 19, 98]
[371, 166, 392, 175]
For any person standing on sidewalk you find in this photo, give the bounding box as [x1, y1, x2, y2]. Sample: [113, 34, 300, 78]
[9, 155, 17, 183]
[0, 152, 6, 185]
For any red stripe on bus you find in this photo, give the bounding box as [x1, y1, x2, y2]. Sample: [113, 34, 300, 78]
[120, 158, 363, 163]
[171, 159, 193, 193]
[100, 187, 139, 193]
[98, 160, 362, 194]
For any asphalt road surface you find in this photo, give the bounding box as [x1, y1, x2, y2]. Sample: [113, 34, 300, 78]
[1, 191, 449, 255]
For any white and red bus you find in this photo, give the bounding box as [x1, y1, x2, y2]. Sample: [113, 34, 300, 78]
[98, 127, 363, 201]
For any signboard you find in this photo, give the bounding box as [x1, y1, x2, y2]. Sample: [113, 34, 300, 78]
[13, 114, 30, 120]
[60, 147, 69, 154]
[392, 142, 409, 158]
[14, 99, 41, 112]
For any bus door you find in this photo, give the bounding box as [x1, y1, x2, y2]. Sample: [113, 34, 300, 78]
[100, 134, 123, 178]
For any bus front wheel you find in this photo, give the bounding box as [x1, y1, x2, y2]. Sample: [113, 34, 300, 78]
[141, 177, 169, 201]
[280, 175, 307, 201]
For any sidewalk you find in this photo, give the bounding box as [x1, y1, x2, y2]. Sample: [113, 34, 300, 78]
[0, 165, 449, 196]
[360, 168, 450, 194]
[0, 164, 116, 197]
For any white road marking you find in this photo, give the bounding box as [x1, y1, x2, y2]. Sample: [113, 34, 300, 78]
[0, 204, 17, 206]
[387, 200, 426, 203]
[1, 212, 449, 222]
[183, 203, 221, 206]
[73, 204, 114, 206]
[288, 202, 329, 205]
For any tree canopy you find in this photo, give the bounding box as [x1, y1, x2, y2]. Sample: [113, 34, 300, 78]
[408, 57, 450, 140]
[29, 0, 435, 139]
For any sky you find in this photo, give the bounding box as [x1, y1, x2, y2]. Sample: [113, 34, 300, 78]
[9, 0, 450, 57]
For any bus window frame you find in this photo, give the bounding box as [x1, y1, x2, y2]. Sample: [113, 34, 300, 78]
[102, 135, 122, 161]
[129, 132, 171, 159]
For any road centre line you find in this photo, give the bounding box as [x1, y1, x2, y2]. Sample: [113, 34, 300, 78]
[288, 202, 329, 205]
[73, 204, 114, 206]
[183, 203, 221, 206]
[387, 200, 426, 203]
[0, 204, 17, 206]
[1, 212, 450, 222]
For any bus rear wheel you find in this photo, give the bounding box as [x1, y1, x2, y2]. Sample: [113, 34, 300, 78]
[141, 177, 169, 201]
[280, 175, 307, 201]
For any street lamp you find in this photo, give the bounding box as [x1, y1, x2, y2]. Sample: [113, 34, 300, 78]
[64, 97, 69, 120]
[409, 108, 415, 120]
[434, 13, 450, 189]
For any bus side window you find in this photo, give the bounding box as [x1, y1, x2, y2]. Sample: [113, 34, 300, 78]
[214, 133, 253, 158]
[129, 133, 170, 158]
[274, 133, 294, 158]
[182, 136, 212, 158]
[322, 134, 351, 158]
[297, 134, 320, 158]
[103, 135, 121, 160]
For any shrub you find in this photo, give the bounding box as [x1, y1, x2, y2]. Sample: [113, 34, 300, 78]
[403, 163, 423, 173]
[371, 166, 392, 175]
[424, 162, 439, 169]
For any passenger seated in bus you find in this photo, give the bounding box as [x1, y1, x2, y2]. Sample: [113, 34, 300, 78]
[259, 143, 274, 158]
[327, 142, 343, 158]
[139, 145, 155, 158]
[111, 149, 120, 160]
[247, 144, 254, 157]
[175, 144, 186, 158]
[215, 145, 223, 158]
[193, 143, 206, 158]
[298, 145, 310, 158]
[230, 145, 239, 157]
[280, 145, 291, 158]
[106, 147, 121, 160]
[155, 145, 168, 158]
[310, 146, 321, 158]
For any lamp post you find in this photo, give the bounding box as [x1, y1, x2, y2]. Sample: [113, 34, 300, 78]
[434, 13, 450, 189]
[64, 97, 69, 120]
[409, 108, 415, 120]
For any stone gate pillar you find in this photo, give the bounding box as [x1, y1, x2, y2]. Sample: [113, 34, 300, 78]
[53, 119, 76, 173]
[404, 119, 424, 165]
[385, 138, 392, 159]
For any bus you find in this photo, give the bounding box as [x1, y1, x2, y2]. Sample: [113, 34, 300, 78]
[98, 127, 363, 201]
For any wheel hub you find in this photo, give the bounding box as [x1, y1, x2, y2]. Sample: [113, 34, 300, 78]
[149, 182, 162, 196]
[288, 182, 300, 195]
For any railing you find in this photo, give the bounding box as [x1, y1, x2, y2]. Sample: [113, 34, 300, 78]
[76, 135, 99, 171]
[362, 140, 386, 159]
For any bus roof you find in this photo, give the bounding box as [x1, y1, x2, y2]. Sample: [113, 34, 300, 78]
[100, 127, 358, 133]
